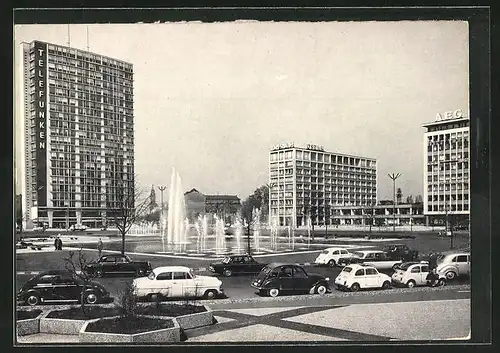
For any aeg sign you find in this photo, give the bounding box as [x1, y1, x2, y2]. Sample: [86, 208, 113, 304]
[34, 41, 47, 206]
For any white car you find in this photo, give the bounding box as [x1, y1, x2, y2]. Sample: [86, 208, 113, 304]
[69, 224, 88, 231]
[435, 251, 470, 280]
[339, 250, 403, 270]
[133, 266, 223, 300]
[334, 264, 392, 291]
[391, 261, 442, 288]
[314, 247, 353, 266]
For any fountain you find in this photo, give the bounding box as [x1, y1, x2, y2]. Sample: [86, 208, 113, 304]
[233, 216, 244, 254]
[214, 214, 226, 255]
[270, 217, 279, 251]
[253, 208, 262, 253]
[163, 168, 189, 253]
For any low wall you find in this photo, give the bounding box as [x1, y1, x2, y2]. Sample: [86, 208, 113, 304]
[39, 311, 87, 335]
[17, 312, 44, 336]
[174, 305, 213, 330]
[79, 316, 180, 343]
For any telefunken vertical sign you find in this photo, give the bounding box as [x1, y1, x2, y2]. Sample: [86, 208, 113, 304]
[34, 41, 47, 206]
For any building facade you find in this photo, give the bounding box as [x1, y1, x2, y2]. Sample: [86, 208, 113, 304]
[422, 109, 470, 227]
[269, 143, 377, 227]
[184, 189, 241, 224]
[332, 203, 425, 226]
[19, 40, 134, 229]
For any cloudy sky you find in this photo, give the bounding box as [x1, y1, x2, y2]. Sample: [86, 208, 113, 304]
[14, 21, 469, 201]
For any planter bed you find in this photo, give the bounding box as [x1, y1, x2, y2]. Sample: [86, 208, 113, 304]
[80, 315, 180, 343]
[41, 307, 121, 335]
[136, 304, 212, 330]
[17, 309, 43, 336]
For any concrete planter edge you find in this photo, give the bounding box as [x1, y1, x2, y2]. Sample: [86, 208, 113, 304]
[16, 311, 44, 336]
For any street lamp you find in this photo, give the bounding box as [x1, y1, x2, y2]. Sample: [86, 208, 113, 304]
[387, 173, 401, 232]
[158, 186, 166, 230]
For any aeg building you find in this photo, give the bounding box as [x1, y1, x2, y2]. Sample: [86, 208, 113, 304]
[422, 109, 470, 227]
[269, 143, 377, 227]
[18, 40, 134, 229]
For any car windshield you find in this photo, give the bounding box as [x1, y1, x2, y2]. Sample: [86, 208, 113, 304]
[342, 267, 353, 273]
[322, 250, 329, 254]
[148, 272, 155, 280]
[222, 257, 231, 264]
[256, 265, 273, 280]
[437, 254, 447, 263]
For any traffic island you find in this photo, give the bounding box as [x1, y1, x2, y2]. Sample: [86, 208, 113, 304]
[40, 306, 122, 334]
[136, 304, 214, 330]
[79, 315, 180, 343]
[16, 309, 43, 336]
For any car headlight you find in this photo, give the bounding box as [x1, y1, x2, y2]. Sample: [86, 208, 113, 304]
[325, 277, 330, 281]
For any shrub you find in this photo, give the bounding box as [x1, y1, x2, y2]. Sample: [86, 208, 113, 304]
[116, 281, 138, 318]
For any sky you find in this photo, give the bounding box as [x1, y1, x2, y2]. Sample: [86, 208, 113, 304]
[14, 21, 469, 201]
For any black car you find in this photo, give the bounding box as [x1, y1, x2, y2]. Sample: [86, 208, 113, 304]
[83, 254, 152, 278]
[17, 270, 111, 306]
[383, 244, 419, 262]
[209, 255, 267, 277]
[250, 263, 330, 297]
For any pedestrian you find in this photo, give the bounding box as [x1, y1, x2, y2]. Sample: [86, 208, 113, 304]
[97, 238, 103, 258]
[54, 236, 59, 250]
[57, 236, 63, 251]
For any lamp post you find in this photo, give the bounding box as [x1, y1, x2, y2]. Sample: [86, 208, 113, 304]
[158, 186, 166, 230]
[387, 173, 401, 232]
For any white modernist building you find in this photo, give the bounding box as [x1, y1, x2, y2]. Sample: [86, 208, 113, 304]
[422, 109, 470, 226]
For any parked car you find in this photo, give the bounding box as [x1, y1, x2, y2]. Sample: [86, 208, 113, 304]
[314, 247, 353, 267]
[250, 263, 330, 297]
[69, 224, 88, 231]
[382, 244, 419, 262]
[337, 250, 403, 270]
[437, 230, 452, 237]
[32, 224, 46, 232]
[209, 255, 267, 277]
[334, 264, 392, 291]
[435, 251, 470, 280]
[391, 261, 445, 288]
[133, 266, 224, 301]
[17, 270, 111, 306]
[83, 254, 152, 278]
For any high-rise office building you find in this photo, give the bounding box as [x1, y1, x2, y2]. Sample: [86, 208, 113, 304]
[19, 40, 134, 229]
[269, 143, 377, 227]
[422, 109, 470, 226]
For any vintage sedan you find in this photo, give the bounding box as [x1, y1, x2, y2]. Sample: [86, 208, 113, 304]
[133, 266, 224, 301]
[314, 247, 353, 267]
[337, 250, 403, 270]
[209, 255, 267, 277]
[251, 263, 330, 297]
[435, 251, 470, 280]
[382, 244, 419, 262]
[83, 254, 152, 278]
[17, 270, 111, 306]
[335, 264, 392, 291]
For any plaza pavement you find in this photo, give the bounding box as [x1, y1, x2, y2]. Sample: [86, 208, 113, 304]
[16, 298, 470, 344]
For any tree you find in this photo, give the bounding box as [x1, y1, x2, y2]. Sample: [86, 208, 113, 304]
[63, 248, 97, 315]
[324, 204, 331, 238]
[109, 177, 151, 255]
[414, 195, 423, 204]
[406, 195, 414, 204]
[396, 188, 403, 204]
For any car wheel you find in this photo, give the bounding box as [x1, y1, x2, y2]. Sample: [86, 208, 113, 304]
[85, 292, 99, 304]
[350, 283, 360, 292]
[203, 289, 218, 299]
[382, 281, 391, 289]
[26, 294, 40, 306]
[316, 284, 327, 295]
[445, 271, 456, 280]
[223, 269, 233, 277]
[437, 278, 446, 287]
[407, 280, 416, 288]
[95, 269, 103, 278]
[328, 259, 336, 267]
[149, 293, 162, 303]
[268, 288, 280, 297]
